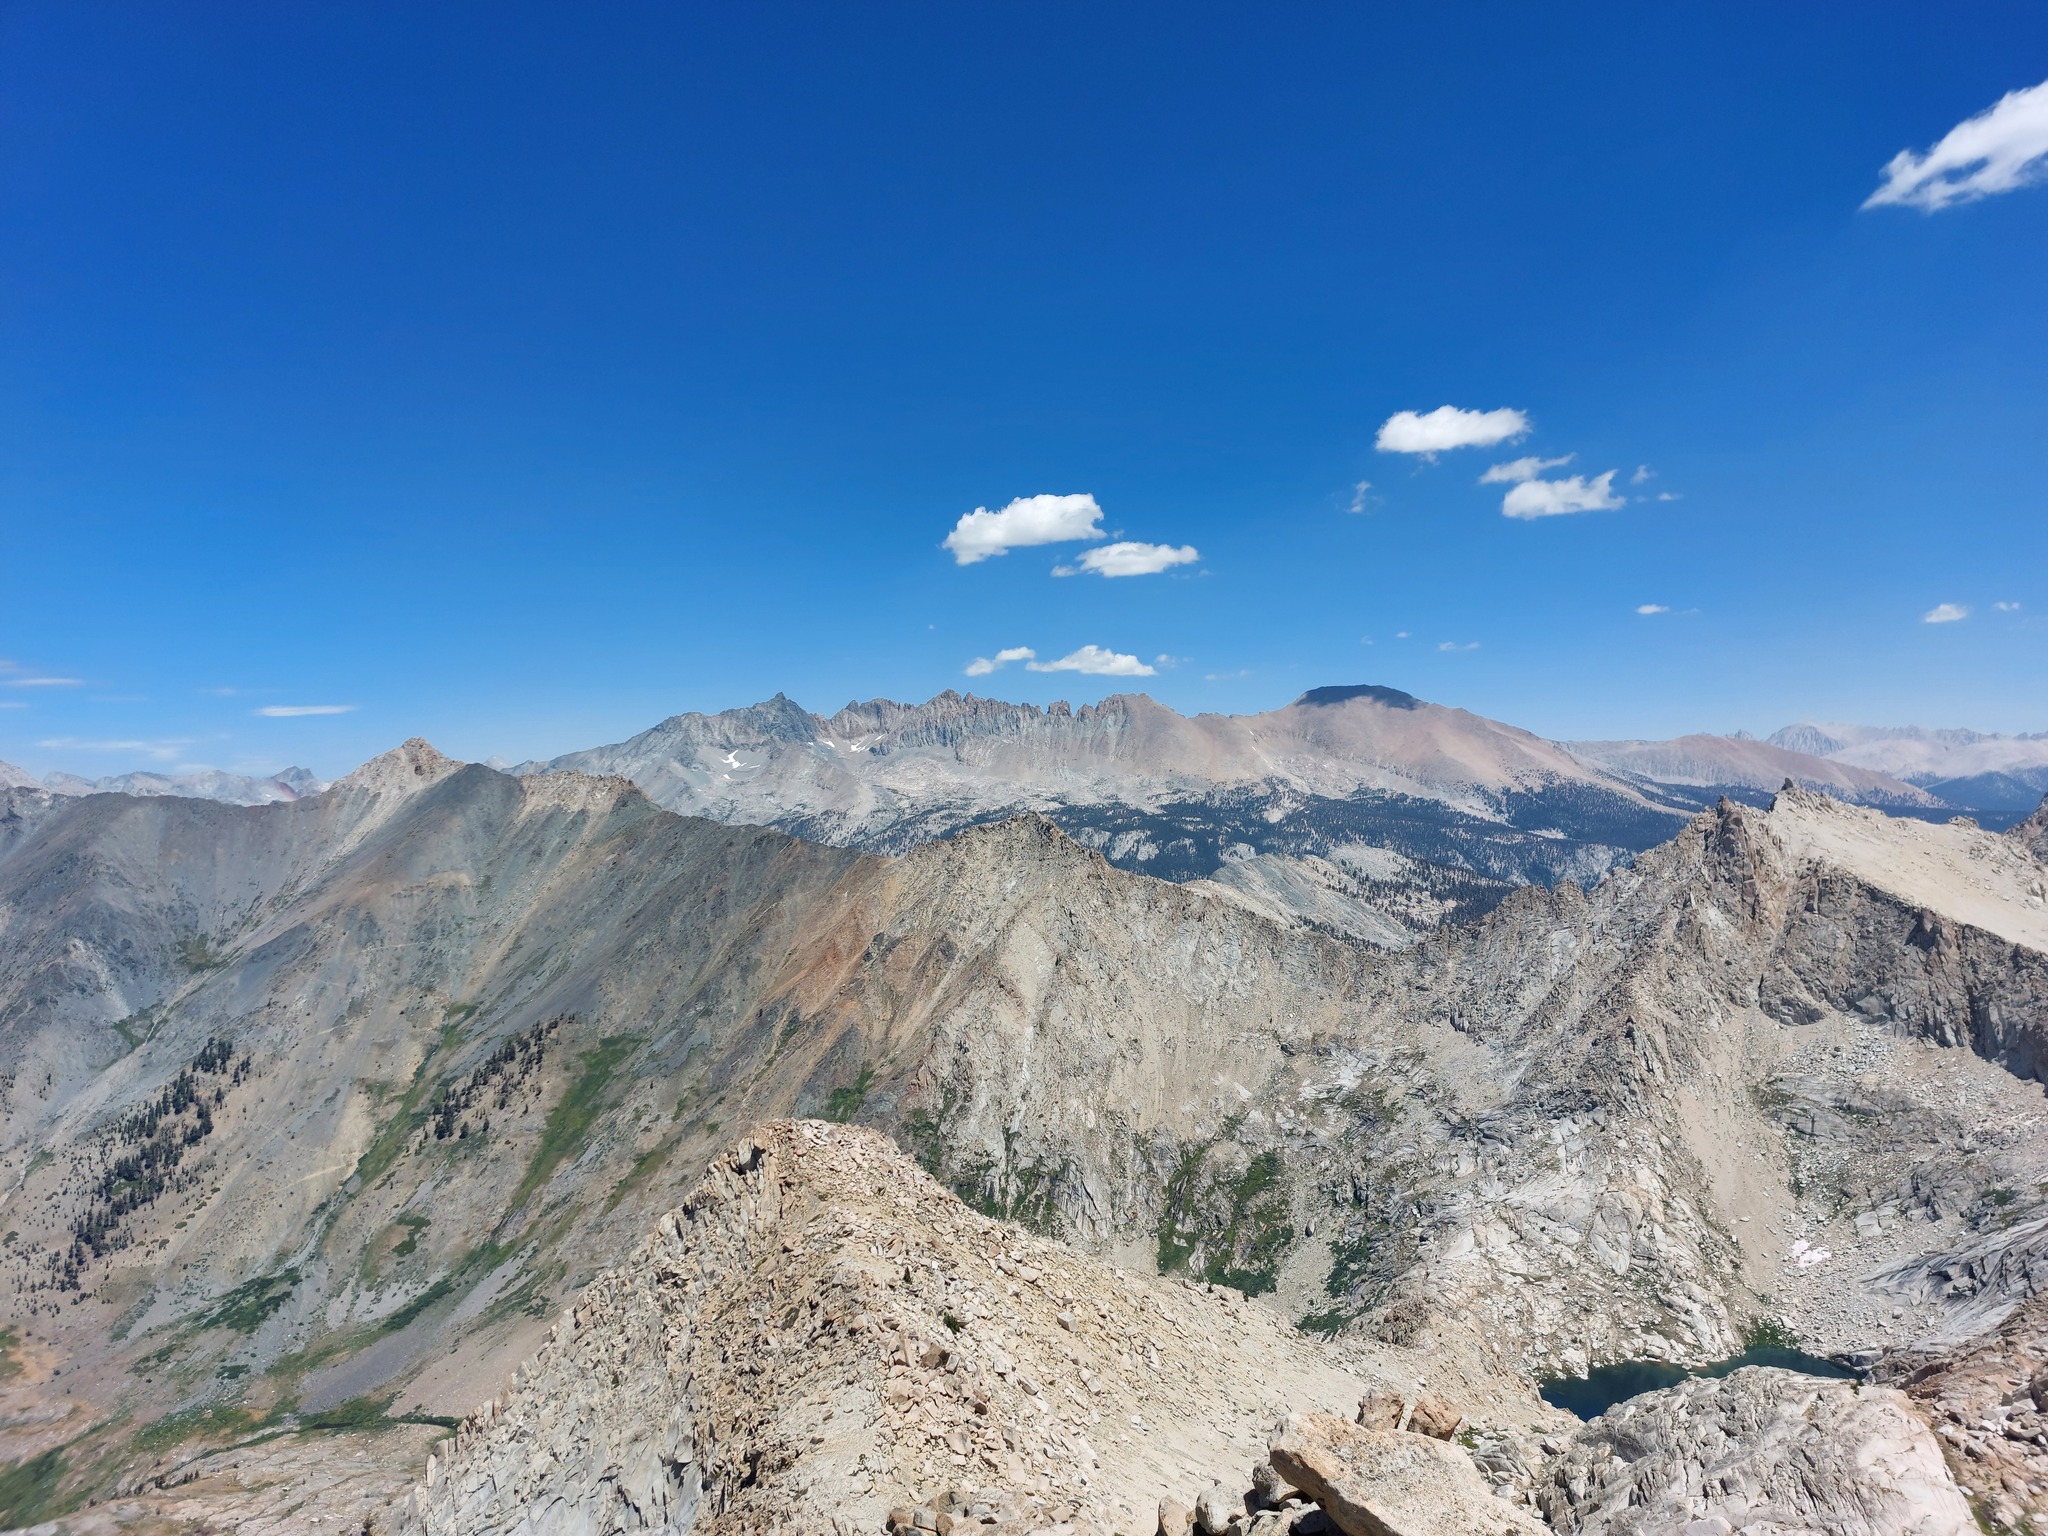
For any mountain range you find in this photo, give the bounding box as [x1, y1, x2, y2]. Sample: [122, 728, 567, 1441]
[1, 723, 2046, 1529]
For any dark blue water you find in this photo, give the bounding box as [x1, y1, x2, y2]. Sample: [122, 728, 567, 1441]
[1538, 1345, 1857, 1419]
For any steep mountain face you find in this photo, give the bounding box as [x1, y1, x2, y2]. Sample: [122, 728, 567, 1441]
[517, 686, 1698, 931]
[0, 759, 323, 806]
[3, 733, 2046, 1527]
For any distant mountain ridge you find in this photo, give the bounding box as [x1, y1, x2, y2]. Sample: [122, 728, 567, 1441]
[0, 759, 323, 806]
[1763, 721, 2048, 823]
[518, 686, 2015, 932]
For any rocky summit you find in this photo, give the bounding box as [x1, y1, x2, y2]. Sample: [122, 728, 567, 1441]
[0, 734, 2044, 1532]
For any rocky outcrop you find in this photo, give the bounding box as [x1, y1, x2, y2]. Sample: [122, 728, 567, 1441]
[1534, 1366, 1973, 1535]
[1873, 1291, 2048, 1531]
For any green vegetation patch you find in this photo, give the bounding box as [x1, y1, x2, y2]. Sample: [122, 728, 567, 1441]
[195, 1269, 301, 1334]
[507, 1035, 639, 1218]
[1155, 1137, 1294, 1297]
[0, 1446, 72, 1529]
[825, 1065, 876, 1123]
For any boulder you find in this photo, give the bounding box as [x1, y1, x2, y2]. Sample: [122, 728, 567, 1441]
[1267, 1411, 1547, 1536]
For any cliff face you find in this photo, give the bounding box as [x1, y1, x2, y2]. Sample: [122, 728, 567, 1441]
[1, 760, 2045, 1527]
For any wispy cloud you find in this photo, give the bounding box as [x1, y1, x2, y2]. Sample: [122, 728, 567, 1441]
[1480, 454, 1575, 485]
[1347, 480, 1372, 514]
[1656, 491, 1681, 502]
[5, 677, 83, 688]
[1501, 471, 1624, 519]
[943, 493, 1105, 565]
[1631, 465, 1655, 485]
[1025, 645, 1156, 677]
[1053, 541, 1199, 578]
[1865, 77, 2048, 212]
[1923, 602, 1970, 624]
[1995, 600, 2023, 612]
[964, 646, 1036, 677]
[1376, 406, 1529, 457]
[1204, 668, 1252, 682]
[38, 736, 193, 761]
[1636, 604, 1671, 615]
[255, 704, 357, 717]
[1437, 640, 1480, 653]
[0, 701, 25, 710]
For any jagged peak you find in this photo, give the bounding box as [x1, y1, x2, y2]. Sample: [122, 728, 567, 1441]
[334, 738, 465, 797]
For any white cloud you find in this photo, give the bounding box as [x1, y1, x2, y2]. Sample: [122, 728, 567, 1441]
[5, 676, 83, 688]
[1055, 541, 1199, 578]
[1922, 602, 1970, 624]
[1025, 645, 1156, 677]
[963, 646, 1036, 677]
[1394, 630, 1410, 639]
[1865, 77, 2048, 212]
[1656, 491, 1680, 502]
[1375, 406, 1530, 457]
[0, 701, 25, 709]
[1480, 454, 1575, 485]
[1636, 603, 1671, 615]
[1347, 480, 1372, 514]
[943, 493, 1105, 565]
[1204, 668, 1251, 682]
[1437, 640, 1480, 653]
[1631, 464, 1654, 485]
[256, 704, 357, 717]
[38, 736, 192, 761]
[1501, 470, 1625, 519]
[1995, 600, 2022, 612]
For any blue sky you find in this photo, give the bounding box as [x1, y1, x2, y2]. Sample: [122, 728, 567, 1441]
[3, 2, 2046, 778]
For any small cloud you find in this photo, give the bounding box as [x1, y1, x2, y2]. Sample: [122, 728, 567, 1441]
[1437, 640, 1480, 653]
[1376, 406, 1530, 457]
[1636, 604, 1671, 615]
[1480, 454, 1575, 485]
[1204, 668, 1251, 682]
[37, 736, 192, 761]
[1394, 630, 1410, 639]
[1152, 654, 1183, 668]
[1501, 471, 1625, 520]
[963, 646, 1036, 677]
[255, 704, 357, 717]
[1347, 480, 1372, 514]
[1994, 600, 2022, 612]
[1922, 602, 1970, 624]
[1656, 491, 1681, 502]
[202, 685, 245, 697]
[1864, 76, 2048, 212]
[0, 701, 25, 710]
[1025, 645, 1157, 677]
[943, 493, 1105, 565]
[1631, 464, 1654, 485]
[5, 677, 83, 688]
[1058, 541, 1200, 578]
